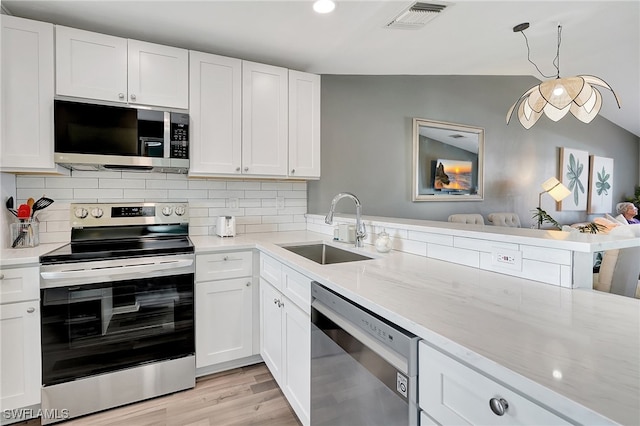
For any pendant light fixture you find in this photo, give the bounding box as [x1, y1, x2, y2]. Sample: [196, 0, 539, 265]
[506, 23, 621, 129]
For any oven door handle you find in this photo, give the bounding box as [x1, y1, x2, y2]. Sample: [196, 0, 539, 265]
[40, 259, 194, 280]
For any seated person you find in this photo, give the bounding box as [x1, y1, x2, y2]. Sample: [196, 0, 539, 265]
[617, 202, 640, 224]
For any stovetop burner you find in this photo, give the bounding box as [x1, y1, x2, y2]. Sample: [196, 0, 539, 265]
[40, 202, 193, 264]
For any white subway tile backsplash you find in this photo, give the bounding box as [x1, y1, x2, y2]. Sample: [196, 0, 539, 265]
[407, 230, 453, 246]
[99, 178, 144, 189]
[15, 171, 307, 242]
[429, 244, 480, 268]
[261, 182, 293, 190]
[227, 181, 261, 190]
[246, 190, 276, 198]
[245, 207, 278, 216]
[121, 172, 165, 180]
[124, 189, 167, 199]
[245, 223, 278, 233]
[454, 237, 518, 252]
[522, 245, 572, 265]
[521, 259, 561, 286]
[168, 189, 207, 199]
[74, 188, 124, 199]
[47, 177, 98, 189]
[262, 215, 293, 224]
[18, 188, 73, 202]
[16, 177, 45, 188]
[278, 222, 306, 231]
[278, 190, 307, 199]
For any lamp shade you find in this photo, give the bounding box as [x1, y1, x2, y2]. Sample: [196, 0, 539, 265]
[541, 177, 571, 202]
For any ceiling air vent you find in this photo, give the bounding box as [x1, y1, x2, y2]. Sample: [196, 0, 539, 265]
[386, 2, 449, 30]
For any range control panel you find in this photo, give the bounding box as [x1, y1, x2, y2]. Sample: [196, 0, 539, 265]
[70, 202, 189, 228]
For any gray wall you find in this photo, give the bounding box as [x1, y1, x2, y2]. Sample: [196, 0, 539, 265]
[308, 75, 639, 227]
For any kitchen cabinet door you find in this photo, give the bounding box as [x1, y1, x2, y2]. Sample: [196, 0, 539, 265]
[128, 39, 188, 109]
[56, 26, 188, 109]
[242, 61, 288, 176]
[195, 277, 253, 368]
[55, 25, 128, 103]
[282, 298, 311, 426]
[189, 51, 242, 176]
[1, 15, 56, 172]
[288, 70, 321, 179]
[0, 301, 41, 411]
[260, 279, 284, 382]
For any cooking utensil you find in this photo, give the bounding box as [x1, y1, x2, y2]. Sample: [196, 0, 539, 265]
[11, 227, 27, 248]
[17, 204, 31, 220]
[27, 197, 35, 208]
[31, 196, 54, 219]
[5, 197, 17, 217]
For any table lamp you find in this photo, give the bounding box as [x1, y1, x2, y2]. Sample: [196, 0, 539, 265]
[538, 177, 571, 228]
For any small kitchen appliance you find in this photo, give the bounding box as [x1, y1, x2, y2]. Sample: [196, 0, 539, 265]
[216, 216, 236, 237]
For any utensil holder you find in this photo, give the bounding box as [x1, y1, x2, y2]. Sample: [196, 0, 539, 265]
[10, 220, 39, 248]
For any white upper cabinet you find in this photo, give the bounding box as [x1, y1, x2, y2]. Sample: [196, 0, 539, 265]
[56, 26, 188, 109]
[189, 51, 242, 176]
[55, 26, 127, 103]
[288, 71, 321, 179]
[242, 61, 289, 177]
[127, 39, 189, 108]
[1, 15, 57, 172]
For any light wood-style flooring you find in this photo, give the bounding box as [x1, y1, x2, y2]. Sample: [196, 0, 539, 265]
[20, 363, 301, 426]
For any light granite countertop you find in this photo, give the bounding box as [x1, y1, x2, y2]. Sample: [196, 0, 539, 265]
[2, 231, 638, 424]
[193, 231, 639, 425]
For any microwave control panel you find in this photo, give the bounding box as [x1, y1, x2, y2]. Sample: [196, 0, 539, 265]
[170, 112, 189, 159]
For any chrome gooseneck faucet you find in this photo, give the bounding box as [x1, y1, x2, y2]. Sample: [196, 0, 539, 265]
[325, 192, 366, 247]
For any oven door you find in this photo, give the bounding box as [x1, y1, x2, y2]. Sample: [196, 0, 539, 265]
[40, 254, 194, 386]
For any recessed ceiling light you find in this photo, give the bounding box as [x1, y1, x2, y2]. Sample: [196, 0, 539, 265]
[313, 0, 336, 14]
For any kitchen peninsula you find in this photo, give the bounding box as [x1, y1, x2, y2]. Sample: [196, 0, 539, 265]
[189, 221, 640, 426]
[2, 218, 639, 425]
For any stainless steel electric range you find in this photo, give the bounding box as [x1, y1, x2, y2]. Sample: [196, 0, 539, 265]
[39, 202, 194, 424]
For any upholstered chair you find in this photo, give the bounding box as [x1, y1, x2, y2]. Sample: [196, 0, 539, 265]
[487, 212, 522, 228]
[594, 224, 640, 298]
[447, 214, 485, 225]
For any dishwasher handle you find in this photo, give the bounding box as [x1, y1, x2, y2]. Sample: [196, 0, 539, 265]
[313, 299, 409, 373]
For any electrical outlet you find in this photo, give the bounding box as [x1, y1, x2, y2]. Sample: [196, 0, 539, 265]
[276, 196, 285, 209]
[491, 248, 522, 271]
[229, 198, 238, 209]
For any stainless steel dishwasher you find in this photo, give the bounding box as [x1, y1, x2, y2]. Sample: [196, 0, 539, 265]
[311, 282, 420, 426]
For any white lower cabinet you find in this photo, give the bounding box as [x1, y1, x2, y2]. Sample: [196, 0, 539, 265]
[0, 265, 41, 413]
[418, 341, 571, 425]
[259, 253, 310, 426]
[195, 251, 257, 369]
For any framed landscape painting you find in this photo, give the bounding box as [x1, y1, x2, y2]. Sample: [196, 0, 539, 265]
[559, 147, 589, 211]
[587, 156, 614, 214]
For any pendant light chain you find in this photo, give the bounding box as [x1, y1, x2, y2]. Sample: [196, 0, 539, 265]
[519, 24, 562, 80]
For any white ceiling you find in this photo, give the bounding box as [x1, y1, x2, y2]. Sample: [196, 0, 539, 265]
[3, 0, 639, 137]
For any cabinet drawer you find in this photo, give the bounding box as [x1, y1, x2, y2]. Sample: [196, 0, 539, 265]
[260, 253, 282, 290]
[0, 266, 40, 304]
[196, 251, 253, 282]
[282, 265, 311, 314]
[418, 341, 570, 425]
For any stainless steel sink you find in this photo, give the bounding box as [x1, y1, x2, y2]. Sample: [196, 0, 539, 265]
[280, 243, 373, 265]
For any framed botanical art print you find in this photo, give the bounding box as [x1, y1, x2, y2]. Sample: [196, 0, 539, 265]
[558, 147, 589, 211]
[587, 155, 614, 214]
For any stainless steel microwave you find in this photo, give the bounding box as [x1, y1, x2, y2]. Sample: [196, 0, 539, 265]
[54, 99, 189, 173]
